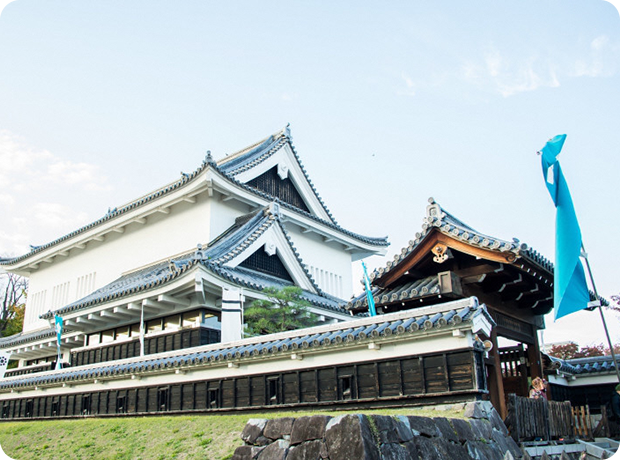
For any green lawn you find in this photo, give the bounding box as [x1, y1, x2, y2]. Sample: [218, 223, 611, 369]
[0, 407, 463, 460]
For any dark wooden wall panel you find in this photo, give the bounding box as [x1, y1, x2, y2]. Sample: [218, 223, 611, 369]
[378, 361, 401, 397]
[300, 371, 317, 403]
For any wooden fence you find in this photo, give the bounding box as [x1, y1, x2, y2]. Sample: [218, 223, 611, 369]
[505, 394, 574, 442]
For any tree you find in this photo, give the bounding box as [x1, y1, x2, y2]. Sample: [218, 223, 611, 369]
[0, 271, 28, 337]
[244, 286, 317, 336]
[547, 342, 579, 360]
[547, 341, 620, 360]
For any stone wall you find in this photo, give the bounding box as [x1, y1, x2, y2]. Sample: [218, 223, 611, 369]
[232, 401, 523, 460]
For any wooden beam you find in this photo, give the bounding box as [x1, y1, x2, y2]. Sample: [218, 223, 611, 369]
[93, 235, 105, 242]
[157, 207, 170, 214]
[183, 196, 196, 204]
[157, 294, 190, 307]
[113, 306, 133, 317]
[378, 230, 517, 288]
[142, 298, 165, 311]
[133, 217, 147, 225]
[87, 313, 107, 323]
[111, 227, 125, 234]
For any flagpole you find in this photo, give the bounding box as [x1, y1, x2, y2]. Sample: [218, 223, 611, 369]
[581, 244, 620, 383]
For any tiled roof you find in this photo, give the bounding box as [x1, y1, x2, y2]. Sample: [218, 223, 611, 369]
[38, 205, 341, 320]
[550, 355, 619, 376]
[371, 198, 554, 283]
[0, 297, 492, 391]
[222, 175, 389, 247]
[217, 125, 338, 225]
[347, 275, 441, 311]
[1, 128, 387, 267]
[0, 327, 68, 348]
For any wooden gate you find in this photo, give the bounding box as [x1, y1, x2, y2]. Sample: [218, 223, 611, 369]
[499, 345, 529, 397]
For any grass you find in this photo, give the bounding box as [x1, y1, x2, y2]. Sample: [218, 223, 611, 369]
[0, 406, 464, 460]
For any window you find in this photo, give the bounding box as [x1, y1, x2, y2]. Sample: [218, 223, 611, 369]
[182, 311, 200, 327]
[164, 315, 181, 331]
[2, 403, 10, 419]
[101, 329, 114, 344]
[51, 399, 59, 416]
[207, 388, 220, 409]
[25, 400, 33, 418]
[338, 375, 354, 400]
[130, 323, 142, 337]
[157, 387, 169, 412]
[81, 395, 92, 415]
[267, 378, 280, 405]
[88, 333, 101, 346]
[147, 319, 162, 333]
[116, 395, 127, 414]
[116, 326, 130, 340]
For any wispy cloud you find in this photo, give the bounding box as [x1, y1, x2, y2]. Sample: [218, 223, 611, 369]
[462, 46, 561, 97]
[572, 35, 619, 78]
[0, 130, 110, 256]
[397, 72, 416, 97]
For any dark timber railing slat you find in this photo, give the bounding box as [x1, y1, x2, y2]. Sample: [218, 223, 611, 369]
[506, 394, 573, 442]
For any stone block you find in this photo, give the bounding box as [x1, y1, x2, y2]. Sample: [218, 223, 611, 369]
[466, 440, 492, 460]
[264, 417, 296, 440]
[290, 415, 330, 445]
[407, 415, 440, 437]
[444, 440, 471, 460]
[380, 442, 417, 460]
[450, 418, 476, 442]
[469, 418, 493, 440]
[433, 417, 459, 443]
[287, 439, 324, 460]
[488, 409, 509, 436]
[242, 419, 269, 445]
[232, 445, 265, 460]
[370, 415, 399, 444]
[325, 414, 380, 460]
[464, 401, 494, 419]
[411, 436, 442, 460]
[491, 429, 523, 458]
[401, 441, 420, 459]
[393, 416, 414, 443]
[257, 440, 289, 460]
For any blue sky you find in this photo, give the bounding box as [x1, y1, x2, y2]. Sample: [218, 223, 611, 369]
[1, 0, 619, 346]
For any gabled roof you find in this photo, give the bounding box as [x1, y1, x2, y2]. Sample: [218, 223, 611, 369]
[38, 204, 343, 321]
[1, 127, 387, 268]
[371, 198, 553, 285]
[217, 125, 337, 223]
[0, 297, 493, 391]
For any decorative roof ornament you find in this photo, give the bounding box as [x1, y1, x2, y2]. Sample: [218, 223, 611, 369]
[205, 150, 217, 167]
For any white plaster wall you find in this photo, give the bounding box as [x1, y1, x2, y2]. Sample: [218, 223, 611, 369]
[22, 194, 220, 332]
[284, 224, 353, 299]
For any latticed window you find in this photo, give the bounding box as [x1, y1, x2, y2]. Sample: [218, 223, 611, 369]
[247, 167, 310, 213]
[239, 251, 293, 282]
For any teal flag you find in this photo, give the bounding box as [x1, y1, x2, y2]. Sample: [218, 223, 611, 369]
[540, 134, 590, 320]
[361, 261, 377, 316]
[54, 315, 63, 370]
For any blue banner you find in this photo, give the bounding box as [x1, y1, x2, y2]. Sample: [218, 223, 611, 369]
[54, 315, 63, 370]
[540, 135, 590, 320]
[361, 261, 377, 317]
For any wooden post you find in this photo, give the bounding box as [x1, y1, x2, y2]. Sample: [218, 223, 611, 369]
[488, 329, 507, 418]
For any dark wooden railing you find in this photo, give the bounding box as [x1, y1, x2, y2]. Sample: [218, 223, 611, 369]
[505, 393, 573, 442]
